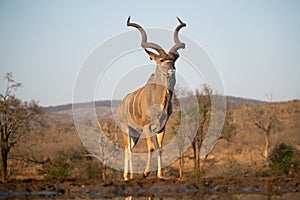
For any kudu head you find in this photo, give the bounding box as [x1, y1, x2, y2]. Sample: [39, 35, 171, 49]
[127, 17, 186, 76]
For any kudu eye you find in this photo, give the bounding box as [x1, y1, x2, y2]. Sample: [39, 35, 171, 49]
[160, 59, 164, 62]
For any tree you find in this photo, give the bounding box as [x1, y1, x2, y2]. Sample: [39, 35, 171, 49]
[0, 73, 43, 182]
[219, 110, 237, 143]
[194, 84, 212, 172]
[244, 101, 281, 164]
[252, 106, 279, 160]
[172, 87, 199, 179]
[175, 85, 213, 174]
[175, 105, 197, 180]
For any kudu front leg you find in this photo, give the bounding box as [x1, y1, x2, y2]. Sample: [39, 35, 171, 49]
[156, 131, 165, 179]
[124, 134, 134, 181]
[124, 146, 129, 181]
[124, 146, 134, 181]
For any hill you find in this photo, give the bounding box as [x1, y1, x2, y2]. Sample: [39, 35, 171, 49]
[43, 100, 121, 113]
[225, 95, 266, 108]
[43, 96, 265, 115]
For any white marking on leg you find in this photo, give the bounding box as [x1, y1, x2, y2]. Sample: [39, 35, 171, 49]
[129, 137, 134, 179]
[124, 148, 129, 181]
[130, 137, 135, 148]
[157, 148, 162, 177]
[156, 131, 165, 179]
[129, 148, 133, 179]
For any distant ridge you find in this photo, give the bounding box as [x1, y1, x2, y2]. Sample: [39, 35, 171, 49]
[43, 100, 121, 113]
[226, 96, 266, 108]
[43, 96, 267, 113]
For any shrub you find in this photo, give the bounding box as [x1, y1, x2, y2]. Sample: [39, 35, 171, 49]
[43, 148, 85, 179]
[86, 162, 103, 179]
[268, 143, 300, 177]
[189, 170, 201, 179]
[45, 155, 71, 179]
[42, 148, 110, 180]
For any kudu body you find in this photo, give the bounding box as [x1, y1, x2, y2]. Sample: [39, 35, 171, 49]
[116, 17, 186, 181]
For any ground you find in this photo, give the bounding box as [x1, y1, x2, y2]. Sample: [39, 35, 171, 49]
[0, 177, 299, 199]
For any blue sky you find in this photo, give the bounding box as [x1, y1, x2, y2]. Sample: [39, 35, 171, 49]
[0, 0, 300, 106]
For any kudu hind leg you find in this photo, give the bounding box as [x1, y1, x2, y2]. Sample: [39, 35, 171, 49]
[143, 126, 154, 178]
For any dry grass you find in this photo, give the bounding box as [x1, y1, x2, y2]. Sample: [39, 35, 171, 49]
[7, 99, 300, 180]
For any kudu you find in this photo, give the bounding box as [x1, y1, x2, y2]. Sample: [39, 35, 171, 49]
[116, 17, 186, 181]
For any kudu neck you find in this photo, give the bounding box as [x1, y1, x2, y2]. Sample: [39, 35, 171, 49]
[147, 65, 176, 91]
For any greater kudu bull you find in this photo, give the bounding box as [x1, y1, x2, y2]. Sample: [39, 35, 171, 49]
[116, 17, 186, 181]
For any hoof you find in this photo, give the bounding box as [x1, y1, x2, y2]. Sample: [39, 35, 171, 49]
[124, 177, 134, 182]
[158, 176, 165, 181]
[143, 172, 150, 178]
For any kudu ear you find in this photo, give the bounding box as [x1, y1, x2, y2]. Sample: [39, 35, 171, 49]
[145, 49, 159, 61]
[170, 52, 179, 61]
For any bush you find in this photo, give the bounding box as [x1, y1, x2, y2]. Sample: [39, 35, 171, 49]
[268, 143, 300, 177]
[42, 148, 111, 180]
[189, 170, 201, 179]
[45, 155, 71, 179]
[86, 162, 103, 179]
[43, 148, 88, 179]
[44, 152, 72, 179]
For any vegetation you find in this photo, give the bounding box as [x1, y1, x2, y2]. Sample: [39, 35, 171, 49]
[0, 73, 43, 182]
[268, 143, 300, 177]
[194, 85, 212, 172]
[1, 74, 299, 181]
[45, 154, 71, 179]
[172, 85, 237, 180]
[42, 148, 117, 180]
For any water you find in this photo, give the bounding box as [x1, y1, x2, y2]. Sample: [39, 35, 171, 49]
[1, 188, 299, 199]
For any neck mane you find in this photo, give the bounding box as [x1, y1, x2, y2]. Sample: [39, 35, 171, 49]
[147, 65, 176, 91]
